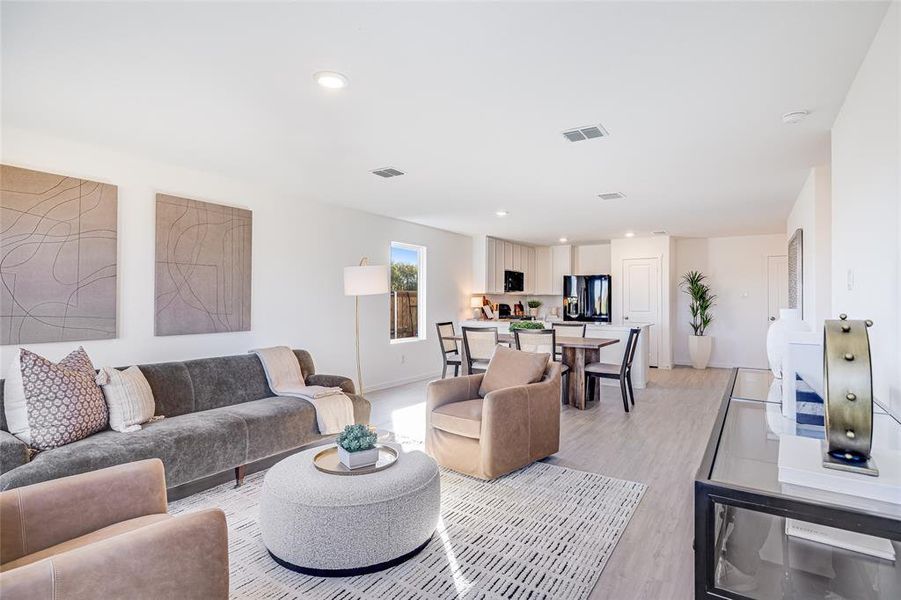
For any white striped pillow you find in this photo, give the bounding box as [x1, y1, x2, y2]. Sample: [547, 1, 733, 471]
[96, 366, 156, 433]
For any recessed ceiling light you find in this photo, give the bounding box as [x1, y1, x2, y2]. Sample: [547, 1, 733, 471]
[495, 210, 509, 217]
[314, 71, 348, 89]
[559, 237, 568, 243]
[625, 231, 635, 238]
[782, 110, 808, 124]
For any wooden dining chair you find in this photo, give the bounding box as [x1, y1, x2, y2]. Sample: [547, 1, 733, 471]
[551, 322, 587, 361]
[584, 327, 641, 412]
[435, 321, 462, 378]
[513, 328, 571, 404]
[461, 326, 498, 374]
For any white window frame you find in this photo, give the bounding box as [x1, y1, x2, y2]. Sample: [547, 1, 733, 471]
[389, 241, 427, 343]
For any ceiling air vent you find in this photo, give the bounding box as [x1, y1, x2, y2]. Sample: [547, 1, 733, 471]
[598, 192, 625, 201]
[371, 167, 405, 178]
[563, 124, 609, 142]
[653, 230, 668, 236]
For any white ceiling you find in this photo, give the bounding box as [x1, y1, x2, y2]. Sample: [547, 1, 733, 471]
[1, 1, 890, 245]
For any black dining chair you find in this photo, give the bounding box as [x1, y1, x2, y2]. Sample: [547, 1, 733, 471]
[584, 327, 641, 412]
[461, 326, 498, 374]
[435, 322, 462, 378]
[513, 328, 571, 404]
[551, 322, 586, 361]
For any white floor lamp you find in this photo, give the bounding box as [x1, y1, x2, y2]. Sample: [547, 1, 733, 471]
[343, 257, 390, 396]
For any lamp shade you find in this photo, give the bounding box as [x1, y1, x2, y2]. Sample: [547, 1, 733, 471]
[470, 296, 483, 308]
[344, 264, 390, 296]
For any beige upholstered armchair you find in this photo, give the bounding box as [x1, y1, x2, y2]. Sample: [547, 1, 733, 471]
[0, 459, 228, 600]
[426, 361, 562, 480]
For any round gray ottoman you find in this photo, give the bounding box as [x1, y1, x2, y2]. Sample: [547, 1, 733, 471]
[259, 444, 440, 576]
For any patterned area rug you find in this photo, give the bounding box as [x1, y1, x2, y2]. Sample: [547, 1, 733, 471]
[170, 458, 645, 599]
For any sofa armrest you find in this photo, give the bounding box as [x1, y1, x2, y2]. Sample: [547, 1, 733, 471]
[0, 459, 167, 564]
[0, 508, 229, 600]
[0, 431, 27, 476]
[306, 373, 355, 395]
[426, 374, 484, 416]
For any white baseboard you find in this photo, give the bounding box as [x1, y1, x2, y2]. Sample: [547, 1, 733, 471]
[365, 372, 442, 393]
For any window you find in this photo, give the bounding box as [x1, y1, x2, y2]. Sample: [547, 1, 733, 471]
[390, 242, 426, 342]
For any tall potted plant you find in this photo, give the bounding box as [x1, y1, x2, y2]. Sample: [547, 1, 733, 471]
[680, 271, 716, 369]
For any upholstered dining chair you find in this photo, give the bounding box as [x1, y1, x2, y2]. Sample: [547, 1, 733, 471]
[435, 321, 462, 378]
[461, 326, 498, 374]
[584, 327, 641, 412]
[551, 322, 587, 361]
[513, 328, 571, 404]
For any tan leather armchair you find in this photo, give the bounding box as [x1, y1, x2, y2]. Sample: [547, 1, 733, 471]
[0, 459, 228, 600]
[425, 362, 562, 479]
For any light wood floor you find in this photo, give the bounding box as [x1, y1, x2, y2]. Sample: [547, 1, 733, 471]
[368, 366, 733, 600]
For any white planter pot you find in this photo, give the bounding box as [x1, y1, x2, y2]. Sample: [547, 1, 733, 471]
[766, 308, 806, 378]
[338, 446, 379, 470]
[688, 335, 713, 370]
[529, 308, 539, 317]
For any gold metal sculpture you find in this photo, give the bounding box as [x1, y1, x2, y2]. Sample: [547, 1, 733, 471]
[822, 314, 878, 476]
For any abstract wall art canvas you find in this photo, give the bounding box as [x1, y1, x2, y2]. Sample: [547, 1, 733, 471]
[1, 165, 118, 345]
[155, 194, 252, 336]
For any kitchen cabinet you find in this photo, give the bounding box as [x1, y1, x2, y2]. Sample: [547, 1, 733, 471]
[485, 237, 497, 293]
[473, 236, 561, 295]
[526, 246, 536, 294]
[535, 247, 552, 294]
[551, 244, 572, 295]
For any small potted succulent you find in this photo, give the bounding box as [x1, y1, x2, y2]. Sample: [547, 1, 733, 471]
[526, 299, 542, 317]
[336, 424, 379, 469]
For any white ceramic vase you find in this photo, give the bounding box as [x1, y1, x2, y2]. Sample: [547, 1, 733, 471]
[766, 308, 806, 378]
[688, 335, 713, 369]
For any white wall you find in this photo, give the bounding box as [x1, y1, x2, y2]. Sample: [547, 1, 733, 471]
[573, 243, 611, 275]
[674, 234, 787, 369]
[0, 128, 473, 390]
[830, 2, 900, 415]
[786, 165, 832, 329]
[610, 236, 673, 368]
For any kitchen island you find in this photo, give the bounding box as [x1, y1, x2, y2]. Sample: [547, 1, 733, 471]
[461, 320, 651, 389]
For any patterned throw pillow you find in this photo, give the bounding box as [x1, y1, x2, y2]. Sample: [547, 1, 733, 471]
[19, 347, 109, 450]
[96, 366, 156, 433]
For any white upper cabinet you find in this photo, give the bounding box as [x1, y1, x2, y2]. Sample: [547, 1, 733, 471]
[474, 237, 566, 295]
[535, 247, 552, 294]
[551, 244, 573, 295]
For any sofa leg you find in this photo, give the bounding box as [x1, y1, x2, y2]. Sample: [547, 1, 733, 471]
[234, 465, 246, 487]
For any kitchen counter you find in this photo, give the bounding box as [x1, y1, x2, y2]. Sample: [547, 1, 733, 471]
[460, 319, 650, 389]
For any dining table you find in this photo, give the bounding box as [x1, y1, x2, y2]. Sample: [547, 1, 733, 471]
[440, 332, 619, 410]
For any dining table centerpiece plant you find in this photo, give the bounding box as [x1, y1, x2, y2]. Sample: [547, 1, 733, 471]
[526, 299, 542, 317]
[509, 320, 545, 331]
[680, 270, 716, 369]
[336, 424, 379, 470]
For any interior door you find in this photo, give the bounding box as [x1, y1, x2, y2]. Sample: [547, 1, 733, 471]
[622, 257, 660, 367]
[767, 255, 789, 323]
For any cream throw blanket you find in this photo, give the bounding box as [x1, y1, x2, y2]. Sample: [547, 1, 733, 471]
[251, 346, 354, 435]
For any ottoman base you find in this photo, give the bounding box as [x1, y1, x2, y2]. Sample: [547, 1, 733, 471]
[267, 533, 433, 577]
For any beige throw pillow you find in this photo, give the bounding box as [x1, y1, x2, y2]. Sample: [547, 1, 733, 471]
[97, 366, 156, 433]
[479, 344, 550, 397]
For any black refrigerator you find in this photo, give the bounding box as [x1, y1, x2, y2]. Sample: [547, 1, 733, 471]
[563, 275, 611, 322]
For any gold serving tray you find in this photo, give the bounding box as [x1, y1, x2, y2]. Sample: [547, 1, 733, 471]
[313, 444, 398, 476]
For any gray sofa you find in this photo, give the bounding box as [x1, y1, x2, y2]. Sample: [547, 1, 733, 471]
[0, 350, 370, 492]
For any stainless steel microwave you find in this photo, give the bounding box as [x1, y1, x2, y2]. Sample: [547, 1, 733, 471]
[504, 270, 524, 293]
